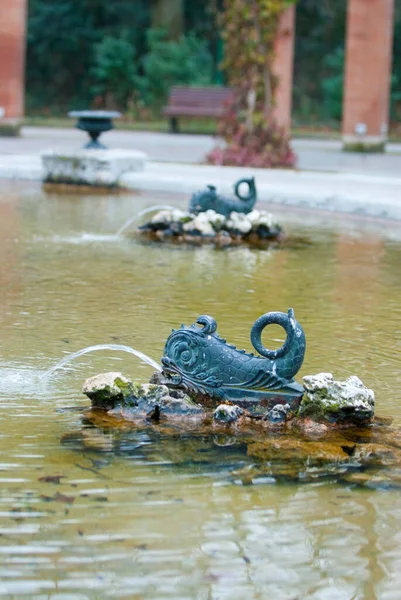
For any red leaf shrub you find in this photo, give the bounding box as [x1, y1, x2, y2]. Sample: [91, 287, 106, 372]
[207, 106, 296, 169]
[207, 0, 298, 169]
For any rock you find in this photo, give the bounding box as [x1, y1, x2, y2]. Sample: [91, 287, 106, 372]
[353, 443, 401, 466]
[247, 209, 273, 228]
[202, 209, 226, 230]
[149, 371, 165, 385]
[183, 212, 215, 236]
[79, 375, 401, 487]
[150, 209, 190, 225]
[265, 403, 290, 423]
[213, 404, 244, 423]
[83, 372, 204, 420]
[139, 207, 282, 245]
[215, 231, 232, 246]
[293, 417, 330, 438]
[109, 382, 204, 420]
[226, 212, 252, 234]
[226, 209, 280, 235]
[299, 373, 375, 426]
[42, 149, 147, 187]
[177, 209, 228, 235]
[339, 470, 401, 490]
[247, 436, 354, 464]
[82, 372, 135, 410]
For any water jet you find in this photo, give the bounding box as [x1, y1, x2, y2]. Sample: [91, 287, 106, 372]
[42, 344, 161, 381]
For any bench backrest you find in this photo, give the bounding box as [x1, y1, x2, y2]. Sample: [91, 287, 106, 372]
[167, 86, 235, 108]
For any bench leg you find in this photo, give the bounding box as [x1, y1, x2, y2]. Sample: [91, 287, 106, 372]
[169, 117, 179, 134]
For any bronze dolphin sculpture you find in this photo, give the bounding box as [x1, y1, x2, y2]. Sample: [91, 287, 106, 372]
[161, 309, 306, 415]
[189, 177, 257, 218]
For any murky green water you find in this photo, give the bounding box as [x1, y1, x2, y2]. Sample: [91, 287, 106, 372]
[1, 181, 401, 598]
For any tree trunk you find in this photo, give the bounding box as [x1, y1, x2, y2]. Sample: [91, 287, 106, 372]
[150, 0, 184, 40]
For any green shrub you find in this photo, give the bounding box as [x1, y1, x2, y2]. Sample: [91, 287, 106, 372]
[321, 47, 401, 123]
[26, 0, 150, 113]
[90, 36, 137, 110]
[138, 28, 213, 110]
[390, 74, 401, 121]
[321, 47, 344, 121]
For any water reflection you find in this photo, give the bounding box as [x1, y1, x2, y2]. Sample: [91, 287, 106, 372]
[0, 182, 401, 597]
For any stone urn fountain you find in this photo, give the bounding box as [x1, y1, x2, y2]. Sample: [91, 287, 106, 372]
[68, 110, 122, 149]
[41, 110, 147, 188]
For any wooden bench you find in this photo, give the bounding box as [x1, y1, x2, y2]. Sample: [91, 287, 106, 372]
[162, 86, 234, 133]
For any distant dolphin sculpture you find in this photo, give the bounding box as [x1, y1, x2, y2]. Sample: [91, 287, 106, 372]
[189, 177, 257, 218]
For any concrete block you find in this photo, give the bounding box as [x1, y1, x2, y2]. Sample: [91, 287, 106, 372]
[41, 149, 148, 187]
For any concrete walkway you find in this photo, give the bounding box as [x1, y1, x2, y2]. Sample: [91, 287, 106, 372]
[0, 126, 400, 220]
[1, 126, 401, 176]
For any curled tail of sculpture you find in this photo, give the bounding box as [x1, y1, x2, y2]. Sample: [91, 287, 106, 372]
[250, 308, 306, 380]
[234, 177, 256, 203]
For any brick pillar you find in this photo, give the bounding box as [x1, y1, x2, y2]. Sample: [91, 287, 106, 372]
[272, 5, 296, 135]
[342, 0, 394, 152]
[0, 0, 27, 125]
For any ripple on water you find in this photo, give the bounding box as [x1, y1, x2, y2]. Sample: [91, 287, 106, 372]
[0, 365, 56, 399]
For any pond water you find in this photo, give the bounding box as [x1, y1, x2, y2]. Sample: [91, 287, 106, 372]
[0, 181, 401, 599]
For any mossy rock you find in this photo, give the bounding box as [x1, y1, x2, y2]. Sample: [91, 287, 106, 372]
[299, 373, 374, 426]
[82, 372, 204, 419]
[82, 372, 136, 410]
[0, 121, 21, 137]
[247, 436, 354, 464]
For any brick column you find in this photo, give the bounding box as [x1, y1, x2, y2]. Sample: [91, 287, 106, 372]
[272, 5, 296, 135]
[342, 0, 394, 152]
[0, 0, 27, 127]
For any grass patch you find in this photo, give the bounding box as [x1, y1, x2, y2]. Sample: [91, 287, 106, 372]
[24, 115, 218, 135]
[23, 115, 401, 143]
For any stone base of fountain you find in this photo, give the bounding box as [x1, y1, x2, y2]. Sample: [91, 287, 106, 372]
[137, 208, 283, 247]
[73, 371, 401, 489]
[41, 149, 147, 188]
[82, 370, 375, 429]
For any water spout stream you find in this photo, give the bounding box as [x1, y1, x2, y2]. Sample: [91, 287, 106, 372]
[41, 344, 162, 380]
[116, 205, 184, 236]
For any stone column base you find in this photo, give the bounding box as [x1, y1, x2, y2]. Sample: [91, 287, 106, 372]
[342, 135, 387, 153]
[0, 118, 22, 137]
[41, 149, 148, 188]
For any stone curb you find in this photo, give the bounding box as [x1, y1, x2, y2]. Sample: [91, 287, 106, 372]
[121, 162, 401, 221]
[1, 155, 401, 220]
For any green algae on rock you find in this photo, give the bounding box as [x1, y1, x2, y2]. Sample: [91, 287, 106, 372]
[299, 373, 375, 426]
[247, 436, 355, 463]
[83, 371, 204, 420]
[82, 372, 135, 410]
